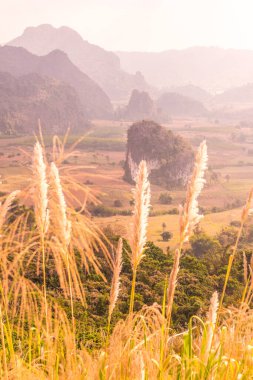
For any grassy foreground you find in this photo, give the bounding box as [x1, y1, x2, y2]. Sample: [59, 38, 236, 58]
[0, 135, 253, 379]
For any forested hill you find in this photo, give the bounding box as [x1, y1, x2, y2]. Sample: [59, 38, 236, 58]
[0, 72, 89, 135]
[0, 45, 113, 119]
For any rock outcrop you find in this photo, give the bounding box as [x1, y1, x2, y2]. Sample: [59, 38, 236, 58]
[124, 120, 194, 188]
[119, 89, 155, 120]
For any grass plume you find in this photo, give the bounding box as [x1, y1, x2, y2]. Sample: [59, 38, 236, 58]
[129, 160, 151, 313]
[179, 140, 208, 246]
[167, 141, 208, 324]
[33, 141, 49, 235]
[108, 238, 123, 323]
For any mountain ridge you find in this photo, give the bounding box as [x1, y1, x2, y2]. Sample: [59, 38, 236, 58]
[7, 24, 152, 101]
[117, 47, 253, 92]
[0, 45, 113, 119]
[0, 71, 89, 135]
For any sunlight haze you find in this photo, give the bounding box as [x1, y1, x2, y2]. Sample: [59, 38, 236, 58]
[2, 1, 253, 378]
[1, 0, 253, 51]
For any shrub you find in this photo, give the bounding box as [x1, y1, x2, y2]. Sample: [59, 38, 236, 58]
[161, 231, 173, 241]
[230, 220, 241, 227]
[90, 204, 116, 217]
[84, 179, 94, 185]
[190, 233, 220, 258]
[159, 192, 173, 204]
[113, 199, 123, 207]
[168, 208, 178, 215]
[129, 199, 134, 206]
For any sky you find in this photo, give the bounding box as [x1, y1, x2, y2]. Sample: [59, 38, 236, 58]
[1, 0, 253, 52]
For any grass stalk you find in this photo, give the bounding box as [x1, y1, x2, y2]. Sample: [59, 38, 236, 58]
[219, 187, 253, 312]
[159, 276, 168, 380]
[41, 234, 49, 333]
[66, 250, 75, 333]
[129, 267, 137, 314]
[0, 306, 8, 380]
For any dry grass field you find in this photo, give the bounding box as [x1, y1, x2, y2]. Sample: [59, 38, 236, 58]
[1, 116, 253, 248]
[1, 120, 253, 379]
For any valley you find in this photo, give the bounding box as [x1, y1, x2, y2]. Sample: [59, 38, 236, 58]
[2, 8, 253, 377]
[1, 116, 252, 250]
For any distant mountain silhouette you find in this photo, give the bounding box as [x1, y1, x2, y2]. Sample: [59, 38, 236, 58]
[214, 83, 253, 104]
[118, 89, 155, 120]
[117, 47, 253, 92]
[0, 45, 112, 119]
[166, 85, 212, 104]
[117, 89, 207, 121]
[156, 92, 207, 117]
[0, 72, 89, 135]
[8, 24, 151, 100]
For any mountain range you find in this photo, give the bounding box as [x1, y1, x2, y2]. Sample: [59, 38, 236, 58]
[118, 89, 207, 121]
[8, 24, 151, 101]
[0, 45, 112, 119]
[117, 47, 253, 92]
[8, 25, 253, 101]
[3, 24, 253, 135]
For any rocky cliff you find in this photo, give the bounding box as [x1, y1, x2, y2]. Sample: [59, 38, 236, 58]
[124, 120, 194, 188]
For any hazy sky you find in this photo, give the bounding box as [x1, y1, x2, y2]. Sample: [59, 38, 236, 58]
[1, 0, 253, 51]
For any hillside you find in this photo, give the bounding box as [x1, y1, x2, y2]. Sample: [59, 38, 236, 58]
[7, 24, 151, 101]
[117, 89, 155, 120]
[156, 92, 207, 117]
[117, 47, 253, 92]
[214, 83, 253, 104]
[166, 84, 212, 104]
[0, 45, 112, 119]
[117, 89, 206, 121]
[0, 72, 89, 135]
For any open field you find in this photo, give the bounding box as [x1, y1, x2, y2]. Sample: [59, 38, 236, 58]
[94, 207, 242, 251]
[1, 116, 253, 248]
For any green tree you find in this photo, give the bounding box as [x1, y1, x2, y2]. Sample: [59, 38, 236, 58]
[159, 192, 173, 204]
[161, 231, 173, 242]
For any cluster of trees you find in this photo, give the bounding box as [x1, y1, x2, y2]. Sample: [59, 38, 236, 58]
[8, 201, 251, 349]
[76, 223, 251, 347]
[159, 192, 173, 204]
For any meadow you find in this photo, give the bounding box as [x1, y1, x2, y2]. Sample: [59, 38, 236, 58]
[1, 116, 253, 249]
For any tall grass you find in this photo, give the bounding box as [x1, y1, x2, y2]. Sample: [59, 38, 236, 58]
[129, 160, 151, 314]
[0, 136, 252, 379]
